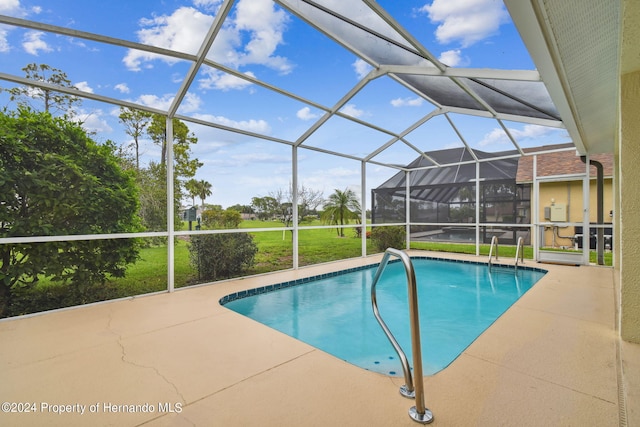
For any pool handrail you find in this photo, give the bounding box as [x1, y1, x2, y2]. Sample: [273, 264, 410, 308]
[515, 236, 525, 269]
[488, 236, 499, 270]
[370, 248, 433, 424]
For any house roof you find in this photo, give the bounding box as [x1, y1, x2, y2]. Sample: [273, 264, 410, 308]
[374, 143, 613, 204]
[516, 144, 614, 183]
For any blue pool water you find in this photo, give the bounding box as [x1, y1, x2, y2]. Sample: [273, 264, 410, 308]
[221, 257, 546, 376]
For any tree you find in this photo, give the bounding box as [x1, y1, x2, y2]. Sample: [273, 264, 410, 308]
[0, 109, 141, 317]
[134, 116, 202, 232]
[321, 188, 361, 237]
[136, 162, 173, 232]
[228, 204, 253, 214]
[251, 196, 278, 220]
[196, 179, 212, 208]
[270, 188, 293, 228]
[297, 184, 324, 219]
[183, 179, 212, 208]
[267, 184, 325, 227]
[6, 63, 81, 114]
[118, 107, 152, 171]
[184, 179, 200, 206]
[147, 114, 202, 178]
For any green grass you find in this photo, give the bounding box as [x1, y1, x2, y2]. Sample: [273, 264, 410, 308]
[13, 221, 611, 317]
[117, 225, 611, 294]
[410, 240, 612, 265]
[243, 220, 369, 273]
[115, 240, 193, 293]
[410, 241, 535, 259]
[108, 220, 368, 291]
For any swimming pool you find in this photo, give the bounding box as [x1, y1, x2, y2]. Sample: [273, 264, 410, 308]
[220, 257, 546, 376]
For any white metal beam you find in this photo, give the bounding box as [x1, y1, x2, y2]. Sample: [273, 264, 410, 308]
[167, 0, 235, 118]
[379, 64, 542, 81]
[0, 14, 196, 62]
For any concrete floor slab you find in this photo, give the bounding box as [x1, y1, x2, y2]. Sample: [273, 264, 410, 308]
[0, 252, 634, 426]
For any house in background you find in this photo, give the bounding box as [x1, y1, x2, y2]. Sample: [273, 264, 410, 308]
[372, 143, 614, 252]
[517, 145, 614, 251]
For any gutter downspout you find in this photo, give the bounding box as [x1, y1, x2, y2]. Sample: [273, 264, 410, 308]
[581, 156, 604, 265]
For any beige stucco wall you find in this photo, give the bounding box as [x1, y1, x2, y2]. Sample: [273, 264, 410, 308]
[619, 0, 640, 343]
[620, 70, 640, 343]
[538, 179, 613, 248]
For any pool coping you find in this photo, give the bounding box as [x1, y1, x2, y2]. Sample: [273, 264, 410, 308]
[219, 255, 547, 306]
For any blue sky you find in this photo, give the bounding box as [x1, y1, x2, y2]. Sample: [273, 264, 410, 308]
[0, 0, 570, 208]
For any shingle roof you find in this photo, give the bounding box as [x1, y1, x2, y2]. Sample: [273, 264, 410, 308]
[516, 144, 614, 183]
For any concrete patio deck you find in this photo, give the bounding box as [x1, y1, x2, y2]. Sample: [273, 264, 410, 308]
[0, 250, 637, 426]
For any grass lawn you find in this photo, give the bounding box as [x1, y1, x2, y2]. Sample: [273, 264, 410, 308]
[241, 220, 368, 274]
[11, 220, 611, 317]
[110, 220, 368, 291]
[410, 241, 535, 259]
[115, 223, 611, 293]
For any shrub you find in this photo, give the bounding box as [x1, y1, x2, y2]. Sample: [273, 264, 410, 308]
[0, 109, 141, 318]
[189, 233, 258, 282]
[201, 208, 242, 229]
[370, 226, 406, 252]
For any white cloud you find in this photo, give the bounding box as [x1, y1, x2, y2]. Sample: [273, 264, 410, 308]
[0, 0, 23, 14]
[134, 92, 202, 113]
[438, 49, 468, 67]
[420, 0, 510, 47]
[198, 68, 255, 91]
[391, 97, 424, 107]
[176, 92, 203, 113]
[193, 0, 222, 12]
[340, 103, 364, 118]
[232, 0, 292, 73]
[123, 7, 213, 71]
[72, 109, 113, 134]
[125, 0, 292, 76]
[303, 167, 361, 204]
[192, 112, 271, 134]
[74, 81, 93, 93]
[0, 0, 29, 52]
[510, 124, 560, 141]
[114, 83, 130, 94]
[22, 31, 52, 55]
[478, 127, 508, 146]
[296, 107, 319, 121]
[479, 124, 563, 146]
[226, 151, 290, 167]
[353, 59, 372, 80]
[0, 28, 10, 52]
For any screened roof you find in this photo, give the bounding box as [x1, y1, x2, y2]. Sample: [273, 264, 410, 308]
[374, 147, 520, 205]
[0, 1, 617, 206]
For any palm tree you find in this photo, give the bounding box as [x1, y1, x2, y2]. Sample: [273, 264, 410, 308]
[197, 179, 212, 208]
[184, 179, 199, 206]
[321, 188, 361, 237]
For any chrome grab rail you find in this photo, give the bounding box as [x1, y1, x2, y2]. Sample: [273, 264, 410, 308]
[488, 236, 499, 270]
[515, 236, 524, 269]
[371, 248, 433, 424]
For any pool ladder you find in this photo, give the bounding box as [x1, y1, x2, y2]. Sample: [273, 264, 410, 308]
[515, 236, 525, 269]
[489, 236, 524, 270]
[371, 248, 433, 424]
[488, 236, 499, 271]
